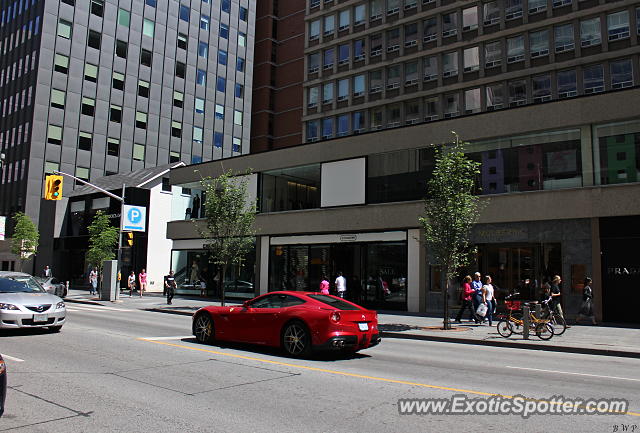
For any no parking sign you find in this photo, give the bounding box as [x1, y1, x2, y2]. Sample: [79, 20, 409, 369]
[121, 205, 146, 232]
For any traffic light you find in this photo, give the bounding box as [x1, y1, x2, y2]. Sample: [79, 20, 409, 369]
[44, 175, 63, 200]
[126, 232, 133, 247]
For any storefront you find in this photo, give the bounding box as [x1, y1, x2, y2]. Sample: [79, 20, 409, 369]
[269, 232, 408, 311]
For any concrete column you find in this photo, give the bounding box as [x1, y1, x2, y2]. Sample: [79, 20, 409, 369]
[259, 235, 269, 295]
[407, 228, 422, 312]
[580, 124, 594, 187]
[590, 217, 602, 322]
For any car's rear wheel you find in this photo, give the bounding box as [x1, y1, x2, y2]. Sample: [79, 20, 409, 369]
[48, 325, 62, 333]
[193, 313, 214, 344]
[282, 321, 311, 357]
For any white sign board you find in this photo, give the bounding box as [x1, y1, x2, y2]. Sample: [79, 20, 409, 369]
[121, 205, 146, 232]
[0, 216, 5, 241]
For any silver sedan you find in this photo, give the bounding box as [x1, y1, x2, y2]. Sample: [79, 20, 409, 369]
[0, 273, 66, 332]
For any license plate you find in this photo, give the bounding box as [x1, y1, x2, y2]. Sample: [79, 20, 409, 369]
[33, 314, 48, 323]
[358, 322, 369, 331]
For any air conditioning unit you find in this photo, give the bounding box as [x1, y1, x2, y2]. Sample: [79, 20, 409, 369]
[444, 111, 459, 119]
[530, 50, 549, 58]
[308, 67, 319, 74]
[581, 38, 600, 48]
[404, 3, 417, 9]
[423, 35, 437, 43]
[353, 128, 365, 134]
[612, 81, 632, 89]
[337, 131, 348, 137]
[371, 49, 382, 56]
[307, 102, 317, 108]
[608, 31, 630, 41]
[584, 86, 604, 94]
[533, 95, 552, 103]
[323, 63, 334, 69]
[485, 60, 501, 68]
[309, 35, 319, 41]
[370, 14, 382, 20]
[322, 134, 332, 139]
[424, 115, 438, 122]
[555, 43, 574, 53]
[509, 99, 527, 107]
[405, 79, 418, 86]
[483, 17, 499, 26]
[422, 0, 434, 4]
[338, 25, 349, 31]
[463, 24, 478, 31]
[354, 54, 365, 61]
[370, 86, 382, 93]
[464, 66, 479, 72]
[386, 82, 400, 89]
[423, 74, 437, 81]
[387, 45, 400, 52]
[486, 103, 503, 111]
[505, 10, 523, 20]
[552, 0, 571, 7]
[388, 121, 400, 128]
[528, 6, 545, 13]
[337, 95, 348, 101]
[442, 29, 457, 38]
[558, 91, 577, 98]
[353, 91, 364, 97]
[405, 40, 417, 48]
[338, 59, 349, 65]
[406, 118, 420, 125]
[443, 70, 458, 77]
[507, 54, 524, 63]
[308, 137, 319, 142]
[387, 7, 399, 14]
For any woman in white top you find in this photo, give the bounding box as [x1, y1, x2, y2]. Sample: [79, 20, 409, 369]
[482, 275, 495, 326]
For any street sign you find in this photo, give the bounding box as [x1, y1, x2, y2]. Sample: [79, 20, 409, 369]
[121, 205, 146, 232]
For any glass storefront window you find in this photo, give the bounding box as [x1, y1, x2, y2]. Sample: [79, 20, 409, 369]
[594, 120, 640, 185]
[171, 186, 204, 220]
[260, 164, 321, 212]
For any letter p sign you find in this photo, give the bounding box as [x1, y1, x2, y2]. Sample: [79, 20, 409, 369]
[122, 205, 146, 232]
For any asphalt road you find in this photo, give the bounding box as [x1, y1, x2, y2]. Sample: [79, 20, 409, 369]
[0, 303, 638, 433]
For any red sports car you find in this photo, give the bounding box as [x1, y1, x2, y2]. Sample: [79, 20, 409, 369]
[192, 291, 380, 356]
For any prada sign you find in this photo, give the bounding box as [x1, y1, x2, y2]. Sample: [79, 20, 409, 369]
[607, 267, 640, 276]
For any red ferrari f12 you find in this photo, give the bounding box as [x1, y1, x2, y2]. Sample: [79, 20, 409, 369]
[192, 291, 380, 356]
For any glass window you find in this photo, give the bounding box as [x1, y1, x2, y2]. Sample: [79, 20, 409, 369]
[507, 35, 525, 63]
[173, 91, 184, 107]
[463, 47, 479, 72]
[370, 33, 382, 55]
[595, 120, 640, 185]
[322, 118, 334, 138]
[338, 78, 349, 100]
[610, 59, 633, 89]
[143, 19, 154, 37]
[219, 22, 228, 38]
[117, 8, 130, 27]
[442, 12, 458, 37]
[138, 79, 150, 97]
[197, 69, 206, 85]
[405, 100, 420, 123]
[45, 161, 60, 174]
[337, 114, 349, 136]
[484, 40, 502, 67]
[240, 6, 248, 21]
[57, 19, 72, 38]
[462, 7, 478, 30]
[133, 143, 145, 161]
[193, 126, 203, 143]
[76, 167, 89, 182]
[198, 42, 208, 58]
[323, 82, 334, 102]
[91, 0, 104, 17]
[387, 104, 401, 126]
[234, 110, 243, 125]
[581, 17, 601, 47]
[405, 23, 418, 46]
[486, 83, 504, 109]
[221, 0, 230, 12]
[465, 88, 481, 113]
[50, 89, 65, 109]
[323, 48, 334, 69]
[146, 0, 156, 7]
[216, 77, 226, 92]
[324, 15, 335, 34]
[353, 75, 365, 96]
[116, 40, 128, 58]
[78, 132, 92, 151]
[339, 9, 350, 30]
[54, 54, 69, 74]
[140, 49, 152, 66]
[483, 1, 500, 25]
[308, 87, 319, 107]
[215, 105, 224, 120]
[583, 64, 604, 93]
[199, 15, 209, 31]
[354, 39, 365, 60]
[310, 20, 320, 39]
[423, 56, 437, 81]
[176, 61, 186, 78]
[557, 70, 577, 98]
[260, 165, 321, 212]
[235, 84, 243, 98]
[371, 108, 383, 128]
[353, 111, 365, 132]
[179, 5, 190, 21]
[47, 125, 62, 145]
[88, 30, 101, 49]
[171, 121, 182, 137]
[444, 93, 459, 118]
[607, 10, 629, 40]
[370, 0, 383, 19]
[177, 33, 188, 50]
[214, 132, 223, 147]
[233, 138, 242, 153]
[508, 79, 527, 106]
[405, 61, 418, 84]
[107, 138, 120, 156]
[308, 52, 320, 72]
[529, 29, 549, 57]
[554, 24, 574, 52]
[387, 0, 400, 14]
[307, 121, 319, 140]
[112, 72, 124, 91]
[237, 57, 245, 72]
[386, 28, 400, 52]
[110, 104, 122, 122]
[370, 70, 382, 92]
[135, 111, 147, 129]
[195, 97, 205, 114]
[528, 0, 546, 13]
[84, 63, 98, 82]
[423, 17, 437, 42]
[338, 44, 350, 64]
[218, 50, 227, 65]
[505, 0, 523, 19]
[238, 32, 246, 47]
[354, 4, 365, 24]
[532, 74, 551, 102]
[442, 51, 458, 77]
[387, 65, 401, 88]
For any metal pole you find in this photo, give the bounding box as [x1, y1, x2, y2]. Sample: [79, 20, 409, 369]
[523, 305, 530, 340]
[116, 184, 125, 300]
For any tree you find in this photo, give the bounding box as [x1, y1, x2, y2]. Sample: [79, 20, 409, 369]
[86, 211, 119, 289]
[197, 169, 257, 306]
[419, 132, 484, 330]
[10, 212, 39, 272]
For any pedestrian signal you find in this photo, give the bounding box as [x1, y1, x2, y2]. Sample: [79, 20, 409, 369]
[45, 175, 63, 200]
[126, 232, 134, 247]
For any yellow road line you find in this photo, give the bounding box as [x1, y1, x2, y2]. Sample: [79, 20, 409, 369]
[138, 338, 640, 417]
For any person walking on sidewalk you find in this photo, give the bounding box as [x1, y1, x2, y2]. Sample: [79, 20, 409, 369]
[164, 270, 177, 305]
[128, 271, 136, 297]
[576, 277, 597, 325]
[482, 275, 495, 326]
[549, 275, 565, 320]
[319, 276, 330, 295]
[89, 267, 98, 296]
[455, 275, 475, 322]
[471, 272, 484, 323]
[138, 268, 147, 297]
[43, 265, 52, 278]
[335, 272, 347, 298]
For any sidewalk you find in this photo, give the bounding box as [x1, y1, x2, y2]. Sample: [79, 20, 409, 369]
[64, 288, 640, 358]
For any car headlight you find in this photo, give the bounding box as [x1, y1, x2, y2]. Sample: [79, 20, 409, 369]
[0, 303, 19, 311]
[56, 301, 65, 310]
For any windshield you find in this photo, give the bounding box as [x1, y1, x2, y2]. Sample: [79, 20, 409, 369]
[0, 276, 46, 293]
[307, 294, 361, 310]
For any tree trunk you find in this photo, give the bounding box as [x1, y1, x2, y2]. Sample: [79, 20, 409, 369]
[220, 266, 226, 307]
[443, 264, 451, 330]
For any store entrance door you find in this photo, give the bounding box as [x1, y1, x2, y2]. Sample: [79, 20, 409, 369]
[330, 244, 363, 302]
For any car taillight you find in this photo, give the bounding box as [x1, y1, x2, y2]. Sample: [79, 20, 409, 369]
[330, 312, 341, 323]
[0, 358, 5, 374]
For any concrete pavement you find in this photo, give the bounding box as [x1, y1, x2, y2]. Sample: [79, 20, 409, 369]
[64, 288, 640, 358]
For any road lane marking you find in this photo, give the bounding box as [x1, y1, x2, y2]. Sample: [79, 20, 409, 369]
[505, 365, 640, 382]
[66, 305, 133, 312]
[138, 338, 640, 417]
[142, 336, 193, 341]
[1, 354, 24, 362]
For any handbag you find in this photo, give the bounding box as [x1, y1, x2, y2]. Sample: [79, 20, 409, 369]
[476, 303, 488, 317]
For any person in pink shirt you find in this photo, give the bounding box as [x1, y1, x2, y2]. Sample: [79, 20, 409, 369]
[138, 268, 147, 297]
[455, 275, 475, 323]
[319, 276, 330, 295]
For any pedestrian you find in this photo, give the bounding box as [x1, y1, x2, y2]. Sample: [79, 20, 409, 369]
[138, 268, 147, 297]
[482, 275, 495, 326]
[455, 275, 475, 323]
[549, 275, 565, 320]
[471, 272, 484, 323]
[164, 270, 177, 305]
[43, 265, 52, 278]
[128, 271, 136, 297]
[335, 271, 347, 298]
[576, 277, 597, 325]
[89, 267, 98, 296]
[319, 275, 330, 295]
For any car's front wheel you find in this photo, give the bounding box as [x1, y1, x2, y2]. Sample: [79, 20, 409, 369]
[282, 321, 311, 357]
[193, 313, 214, 344]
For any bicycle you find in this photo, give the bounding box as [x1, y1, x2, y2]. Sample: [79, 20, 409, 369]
[496, 294, 554, 340]
[538, 298, 567, 336]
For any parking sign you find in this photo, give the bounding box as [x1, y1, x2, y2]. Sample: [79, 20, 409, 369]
[122, 205, 146, 232]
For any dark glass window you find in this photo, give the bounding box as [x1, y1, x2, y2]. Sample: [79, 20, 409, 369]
[179, 5, 190, 21]
[260, 165, 321, 213]
[176, 61, 186, 78]
[140, 49, 152, 67]
[90, 0, 104, 17]
[78, 133, 92, 151]
[240, 6, 248, 21]
[88, 30, 101, 49]
[221, 0, 230, 13]
[216, 77, 226, 92]
[116, 40, 128, 58]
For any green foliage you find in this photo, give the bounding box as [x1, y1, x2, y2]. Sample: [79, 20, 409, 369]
[11, 212, 39, 271]
[419, 132, 484, 282]
[86, 211, 119, 272]
[197, 169, 257, 305]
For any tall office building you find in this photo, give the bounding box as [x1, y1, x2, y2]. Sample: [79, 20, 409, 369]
[0, 0, 254, 270]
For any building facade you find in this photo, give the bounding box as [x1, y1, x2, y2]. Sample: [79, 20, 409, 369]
[0, 0, 255, 270]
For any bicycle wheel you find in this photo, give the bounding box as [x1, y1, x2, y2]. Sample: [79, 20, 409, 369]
[496, 320, 513, 338]
[535, 322, 554, 340]
[550, 314, 567, 336]
[510, 312, 524, 334]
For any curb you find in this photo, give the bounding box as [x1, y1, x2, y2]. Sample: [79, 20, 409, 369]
[65, 298, 106, 306]
[146, 308, 194, 316]
[380, 331, 640, 359]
